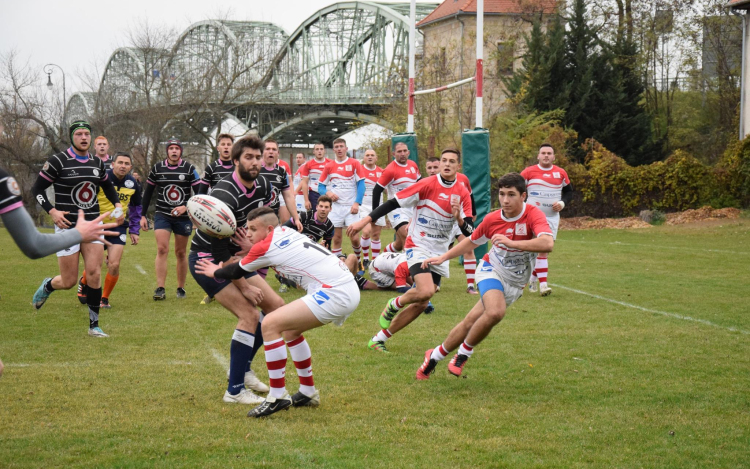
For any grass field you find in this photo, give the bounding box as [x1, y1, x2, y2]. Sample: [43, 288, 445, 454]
[1, 220, 749, 468]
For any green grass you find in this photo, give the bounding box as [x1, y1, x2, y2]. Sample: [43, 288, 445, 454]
[1, 220, 749, 468]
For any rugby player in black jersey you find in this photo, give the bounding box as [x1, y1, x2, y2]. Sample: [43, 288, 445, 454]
[189, 135, 287, 404]
[139, 139, 202, 300]
[31, 121, 125, 337]
[198, 133, 235, 195]
[1, 164, 119, 374]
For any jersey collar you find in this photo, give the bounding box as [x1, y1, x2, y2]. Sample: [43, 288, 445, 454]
[393, 159, 408, 167]
[537, 163, 553, 171]
[164, 158, 183, 168]
[67, 147, 90, 161]
[232, 172, 257, 197]
[437, 174, 456, 188]
[501, 203, 527, 222]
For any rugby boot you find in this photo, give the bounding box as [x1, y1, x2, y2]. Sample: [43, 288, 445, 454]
[539, 285, 552, 297]
[247, 393, 292, 418]
[291, 390, 320, 407]
[153, 287, 166, 301]
[367, 339, 389, 353]
[32, 278, 53, 310]
[88, 327, 109, 338]
[100, 298, 111, 309]
[76, 276, 88, 304]
[379, 298, 400, 329]
[448, 353, 469, 377]
[223, 389, 264, 405]
[176, 287, 186, 299]
[416, 349, 438, 380]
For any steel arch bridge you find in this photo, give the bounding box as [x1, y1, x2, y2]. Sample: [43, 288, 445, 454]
[72, 2, 438, 146]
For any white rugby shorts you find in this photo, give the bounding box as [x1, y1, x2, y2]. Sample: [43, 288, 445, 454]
[547, 216, 559, 240]
[329, 203, 360, 228]
[54, 224, 103, 257]
[295, 194, 305, 213]
[387, 208, 412, 229]
[405, 246, 450, 278]
[359, 205, 386, 227]
[301, 280, 360, 326]
[475, 259, 524, 307]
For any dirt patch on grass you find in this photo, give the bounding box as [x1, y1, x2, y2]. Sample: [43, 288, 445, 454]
[560, 206, 742, 231]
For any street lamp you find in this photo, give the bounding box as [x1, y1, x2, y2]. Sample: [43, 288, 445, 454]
[43, 63, 67, 129]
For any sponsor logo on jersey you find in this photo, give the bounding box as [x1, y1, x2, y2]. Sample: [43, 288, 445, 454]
[345, 165, 352, 171]
[506, 228, 513, 235]
[164, 184, 185, 205]
[72, 181, 97, 209]
[274, 234, 294, 249]
[553, 172, 560, 178]
[438, 193, 449, 201]
[93, 169, 99, 177]
[179, 174, 185, 181]
[36, 194, 45, 205]
[312, 290, 330, 305]
[42, 162, 50, 171]
[515, 223, 527, 236]
[125, 180, 135, 188]
[7, 177, 20, 196]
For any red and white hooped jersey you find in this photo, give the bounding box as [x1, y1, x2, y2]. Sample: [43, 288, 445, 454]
[471, 204, 552, 288]
[456, 172, 473, 195]
[319, 157, 365, 206]
[361, 164, 383, 208]
[239, 226, 353, 292]
[371, 252, 409, 288]
[299, 158, 331, 192]
[520, 164, 570, 218]
[396, 175, 472, 255]
[377, 160, 420, 200]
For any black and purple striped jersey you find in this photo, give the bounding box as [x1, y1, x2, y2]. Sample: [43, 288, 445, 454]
[0, 167, 23, 216]
[144, 158, 201, 218]
[200, 159, 235, 192]
[190, 173, 274, 261]
[37, 149, 112, 224]
[259, 164, 290, 213]
[283, 210, 334, 249]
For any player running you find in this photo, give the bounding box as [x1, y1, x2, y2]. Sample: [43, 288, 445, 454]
[415, 173, 554, 379]
[197, 207, 360, 417]
[277, 195, 335, 293]
[78, 152, 142, 308]
[317, 138, 365, 262]
[520, 144, 572, 296]
[358, 149, 384, 269]
[347, 148, 473, 353]
[140, 138, 202, 300]
[198, 133, 235, 194]
[371, 142, 420, 254]
[30, 121, 125, 337]
[298, 142, 331, 212]
[188, 136, 284, 404]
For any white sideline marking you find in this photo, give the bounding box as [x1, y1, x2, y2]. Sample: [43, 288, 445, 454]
[564, 239, 747, 255]
[551, 284, 750, 335]
[134, 264, 147, 275]
[209, 348, 230, 370]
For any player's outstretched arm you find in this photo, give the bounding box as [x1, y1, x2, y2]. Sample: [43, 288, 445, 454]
[495, 233, 554, 253]
[421, 236, 477, 269]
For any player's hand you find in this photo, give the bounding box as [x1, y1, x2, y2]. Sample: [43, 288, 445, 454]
[114, 203, 126, 225]
[552, 201, 564, 212]
[232, 227, 253, 256]
[327, 191, 339, 202]
[451, 199, 462, 221]
[346, 218, 368, 238]
[421, 255, 445, 269]
[195, 259, 221, 278]
[74, 210, 119, 243]
[304, 199, 311, 210]
[140, 216, 149, 232]
[293, 216, 303, 232]
[50, 208, 71, 229]
[239, 284, 264, 306]
[491, 233, 513, 248]
[350, 202, 359, 215]
[130, 234, 139, 245]
[171, 205, 187, 217]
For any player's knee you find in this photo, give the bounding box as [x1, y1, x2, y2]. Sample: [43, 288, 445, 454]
[261, 315, 281, 336]
[484, 307, 506, 324]
[413, 299, 429, 311]
[109, 263, 120, 276]
[174, 247, 187, 257]
[156, 245, 169, 256]
[412, 288, 434, 303]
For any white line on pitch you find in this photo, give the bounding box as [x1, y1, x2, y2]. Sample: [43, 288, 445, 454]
[563, 239, 747, 255]
[134, 264, 147, 275]
[209, 348, 229, 370]
[551, 284, 750, 335]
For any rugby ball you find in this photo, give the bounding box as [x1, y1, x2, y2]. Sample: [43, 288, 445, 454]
[187, 195, 237, 237]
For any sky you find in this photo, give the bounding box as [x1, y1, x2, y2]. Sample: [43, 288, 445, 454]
[0, 0, 436, 147]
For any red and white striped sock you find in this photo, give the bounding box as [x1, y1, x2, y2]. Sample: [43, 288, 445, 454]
[535, 256, 548, 288]
[430, 343, 450, 362]
[353, 245, 362, 262]
[393, 296, 405, 310]
[331, 247, 342, 258]
[458, 341, 474, 357]
[264, 338, 288, 398]
[371, 240, 381, 259]
[360, 237, 371, 261]
[372, 328, 392, 343]
[384, 242, 396, 253]
[287, 336, 315, 397]
[464, 258, 476, 288]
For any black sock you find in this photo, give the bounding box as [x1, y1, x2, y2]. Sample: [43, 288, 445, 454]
[43, 279, 55, 293]
[87, 287, 102, 328]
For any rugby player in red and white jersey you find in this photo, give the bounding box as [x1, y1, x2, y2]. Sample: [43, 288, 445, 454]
[371, 142, 421, 254]
[520, 144, 572, 296]
[359, 149, 384, 268]
[317, 138, 366, 262]
[416, 173, 554, 379]
[292, 153, 307, 214]
[298, 143, 331, 213]
[196, 207, 360, 417]
[348, 148, 473, 353]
